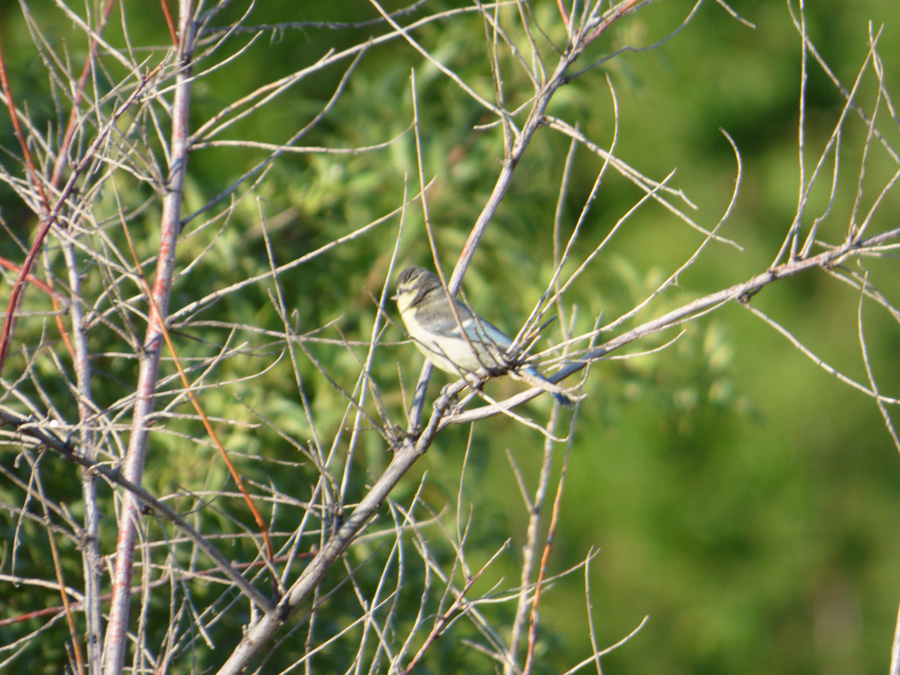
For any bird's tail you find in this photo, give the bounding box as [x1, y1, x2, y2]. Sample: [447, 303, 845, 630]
[521, 366, 575, 408]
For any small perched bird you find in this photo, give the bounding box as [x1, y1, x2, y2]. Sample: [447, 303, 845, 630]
[393, 266, 573, 407]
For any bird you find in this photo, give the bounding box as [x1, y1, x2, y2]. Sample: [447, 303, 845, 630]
[393, 266, 573, 407]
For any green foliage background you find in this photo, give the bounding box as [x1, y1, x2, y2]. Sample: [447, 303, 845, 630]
[1, 1, 899, 673]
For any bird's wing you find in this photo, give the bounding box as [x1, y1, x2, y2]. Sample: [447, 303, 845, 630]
[448, 301, 513, 350]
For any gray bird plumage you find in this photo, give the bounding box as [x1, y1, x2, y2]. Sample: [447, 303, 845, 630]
[393, 266, 573, 407]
